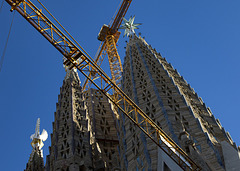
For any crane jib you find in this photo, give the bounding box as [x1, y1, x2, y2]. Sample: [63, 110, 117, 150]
[110, 0, 132, 34]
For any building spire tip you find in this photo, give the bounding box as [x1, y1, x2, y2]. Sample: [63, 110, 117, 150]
[120, 16, 141, 37]
[30, 118, 48, 150]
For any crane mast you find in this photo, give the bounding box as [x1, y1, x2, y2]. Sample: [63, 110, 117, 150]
[83, 0, 132, 90]
[5, 0, 201, 170]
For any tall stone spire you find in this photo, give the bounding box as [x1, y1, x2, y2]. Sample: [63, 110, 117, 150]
[25, 118, 48, 171]
[45, 69, 92, 170]
[45, 67, 121, 170]
[119, 34, 240, 170]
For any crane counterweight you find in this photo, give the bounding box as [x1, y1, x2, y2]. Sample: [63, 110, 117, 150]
[98, 24, 121, 42]
[97, 24, 109, 41]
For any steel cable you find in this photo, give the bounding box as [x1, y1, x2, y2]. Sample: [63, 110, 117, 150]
[0, 0, 4, 13]
[0, 11, 15, 72]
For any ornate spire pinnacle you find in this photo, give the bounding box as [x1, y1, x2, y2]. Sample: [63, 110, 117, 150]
[119, 16, 141, 37]
[64, 67, 81, 83]
[63, 56, 81, 83]
[30, 118, 48, 151]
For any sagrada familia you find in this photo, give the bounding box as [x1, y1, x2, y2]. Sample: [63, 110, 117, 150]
[24, 33, 240, 171]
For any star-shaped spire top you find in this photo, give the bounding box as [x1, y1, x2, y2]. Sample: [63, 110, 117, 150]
[119, 16, 141, 37]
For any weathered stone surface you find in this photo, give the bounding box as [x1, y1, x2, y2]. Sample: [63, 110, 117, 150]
[85, 89, 120, 170]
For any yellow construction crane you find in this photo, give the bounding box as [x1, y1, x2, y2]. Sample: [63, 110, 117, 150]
[5, 0, 201, 170]
[83, 0, 131, 91]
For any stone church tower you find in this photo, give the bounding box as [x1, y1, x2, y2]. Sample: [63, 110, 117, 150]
[119, 34, 240, 171]
[43, 69, 120, 171]
[45, 69, 92, 171]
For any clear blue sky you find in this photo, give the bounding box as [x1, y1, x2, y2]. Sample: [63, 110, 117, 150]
[0, 0, 240, 170]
